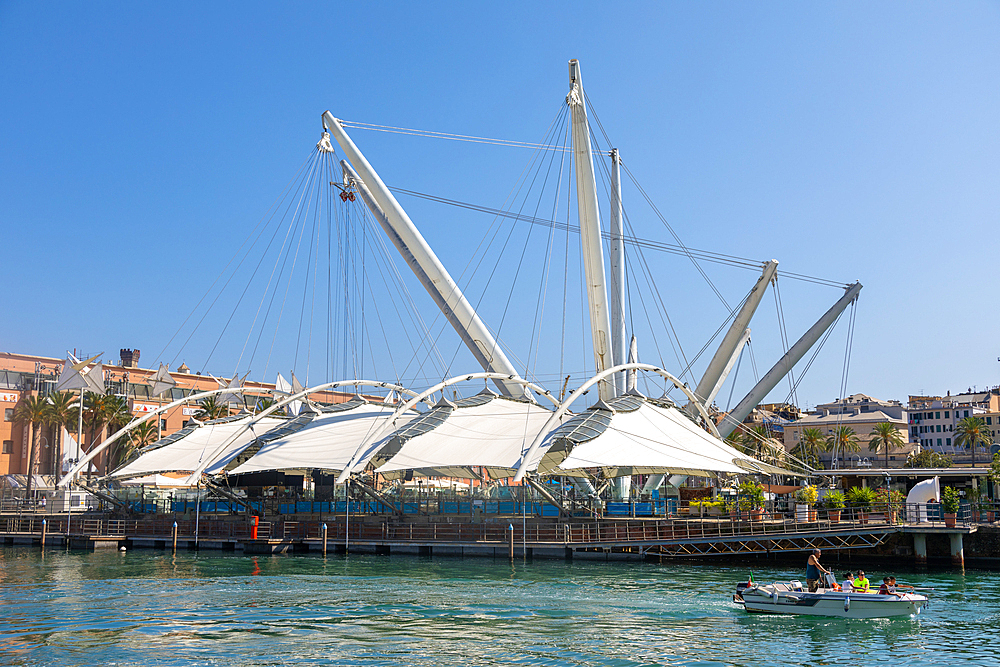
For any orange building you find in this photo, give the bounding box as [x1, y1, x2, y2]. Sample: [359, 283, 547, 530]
[0, 349, 356, 478]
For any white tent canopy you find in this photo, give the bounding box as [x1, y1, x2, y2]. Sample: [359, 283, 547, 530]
[227, 400, 414, 476]
[375, 391, 559, 479]
[109, 414, 285, 481]
[537, 395, 775, 478]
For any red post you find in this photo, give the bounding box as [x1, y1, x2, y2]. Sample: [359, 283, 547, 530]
[251, 515, 259, 540]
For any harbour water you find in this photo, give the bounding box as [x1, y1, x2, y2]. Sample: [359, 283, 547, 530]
[1, 548, 998, 666]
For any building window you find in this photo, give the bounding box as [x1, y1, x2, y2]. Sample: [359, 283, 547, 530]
[935, 411, 940, 419]
[947, 438, 951, 446]
[182, 421, 188, 428]
[160, 419, 167, 431]
[944, 411, 949, 418]
[965, 410, 970, 418]
[988, 417, 993, 426]
[937, 438, 942, 446]
[3, 408, 12, 422]
[1, 440, 11, 454]
[936, 424, 941, 432]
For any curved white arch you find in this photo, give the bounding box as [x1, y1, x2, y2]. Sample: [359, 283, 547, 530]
[512, 363, 719, 482]
[58, 386, 269, 488]
[180, 380, 425, 483]
[334, 372, 559, 484]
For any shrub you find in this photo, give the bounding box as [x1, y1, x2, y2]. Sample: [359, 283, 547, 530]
[737, 479, 765, 511]
[874, 487, 905, 506]
[822, 490, 846, 510]
[846, 486, 877, 510]
[794, 485, 818, 505]
[941, 486, 961, 514]
[905, 450, 953, 468]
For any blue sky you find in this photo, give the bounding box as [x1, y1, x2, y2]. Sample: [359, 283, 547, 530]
[2, 2, 999, 409]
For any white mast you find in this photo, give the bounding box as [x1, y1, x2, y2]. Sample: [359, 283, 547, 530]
[718, 282, 862, 438]
[609, 148, 627, 395]
[689, 260, 778, 411]
[323, 113, 530, 400]
[568, 59, 617, 401]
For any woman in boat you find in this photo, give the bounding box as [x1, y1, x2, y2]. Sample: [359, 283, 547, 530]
[853, 570, 871, 592]
[842, 571, 856, 592]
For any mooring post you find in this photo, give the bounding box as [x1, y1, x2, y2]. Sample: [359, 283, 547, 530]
[950, 533, 965, 569]
[322, 523, 328, 557]
[508, 523, 514, 561]
[40, 519, 47, 550]
[172, 521, 178, 555]
[913, 533, 927, 566]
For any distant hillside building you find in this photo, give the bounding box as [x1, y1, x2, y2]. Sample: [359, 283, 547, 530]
[783, 394, 914, 468]
[908, 390, 999, 458]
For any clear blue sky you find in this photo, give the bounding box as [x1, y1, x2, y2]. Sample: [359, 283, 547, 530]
[2, 2, 998, 409]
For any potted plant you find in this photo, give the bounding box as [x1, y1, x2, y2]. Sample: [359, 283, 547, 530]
[738, 480, 766, 520]
[705, 500, 723, 517]
[966, 486, 982, 523]
[988, 453, 1000, 523]
[941, 486, 960, 528]
[794, 485, 818, 522]
[846, 486, 877, 524]
[822, 490, 846, 522]
[874, 487, 905, 523]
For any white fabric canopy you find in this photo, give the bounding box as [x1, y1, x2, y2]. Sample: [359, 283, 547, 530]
[110, 416, 285, 480]
[227, 402, 412, 475]
[538, 397, 758, 477]
[375, 394, 557, 478]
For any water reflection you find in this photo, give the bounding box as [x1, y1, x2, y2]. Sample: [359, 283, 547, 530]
[0, 547, 998, 667]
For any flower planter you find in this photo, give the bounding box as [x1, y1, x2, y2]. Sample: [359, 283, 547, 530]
[795, 504, 816, 522]
[706, 507, 721, 517]
[750, 508, 764, 521]
[827, 509, 842, 522]
[988, 511, 996, 523]
[944, 512, 957, 528]
[857, 512, 869, 525]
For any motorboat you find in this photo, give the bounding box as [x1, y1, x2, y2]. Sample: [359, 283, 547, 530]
[733, 579, 928, 618]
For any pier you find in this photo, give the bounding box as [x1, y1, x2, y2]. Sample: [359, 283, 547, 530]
[1, 510, 980, 566]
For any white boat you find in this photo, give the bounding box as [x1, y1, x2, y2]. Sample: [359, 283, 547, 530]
[734, 580, 928, 618]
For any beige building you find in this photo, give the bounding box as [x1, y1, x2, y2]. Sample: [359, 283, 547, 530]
[783, 393, 916, 468]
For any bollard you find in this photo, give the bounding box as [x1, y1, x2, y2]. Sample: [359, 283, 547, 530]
[508, 523, 515, 562]
[40, 519, 47, 550]
[322, 523, 328, 557]
[172, 521, 178, 554]
[251, 515, 259, 540]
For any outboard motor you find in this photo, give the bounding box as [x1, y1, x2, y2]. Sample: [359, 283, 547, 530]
[844, 596, 851, 612]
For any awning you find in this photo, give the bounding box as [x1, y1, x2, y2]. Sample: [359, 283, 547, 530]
[375, 391, 559, 479]
[536, 395, 786, 478]
[109, 414, 286, 480]
[226, 399, 414, 476]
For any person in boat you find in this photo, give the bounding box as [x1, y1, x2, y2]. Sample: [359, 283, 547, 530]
[878, 577, 891, 594]
[842, 571, 856, 592]
[805, 549, 832, 592]
[853, 570, 871, 592]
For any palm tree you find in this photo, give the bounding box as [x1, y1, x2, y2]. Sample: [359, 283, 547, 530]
[868, 422, 906, 469]
[195, 395, 229, 421]
[254, 397, 275, 413]
[43, 390, 77, 483]
[117, 419, 159, 466]
[82, 391, 114, 481]
[100, 395, 135, 473]
[825, 425, 860, 468]
[14, 395, 48, 495]
[954, 416, 992, 467]
[791, 427, 825, 468]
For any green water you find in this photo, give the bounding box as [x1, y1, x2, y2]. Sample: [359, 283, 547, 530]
[0, 547, 997, 666]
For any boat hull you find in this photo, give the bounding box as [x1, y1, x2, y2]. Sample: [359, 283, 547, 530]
[737, 586, 927, 618]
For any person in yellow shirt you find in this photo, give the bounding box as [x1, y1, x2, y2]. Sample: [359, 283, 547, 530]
[852, 570, 871, 592]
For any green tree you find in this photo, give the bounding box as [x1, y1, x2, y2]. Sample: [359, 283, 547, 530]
[791, 427, 825, 468]
[115, 419, 159, 467]
[254, 397, 276, 413]
[825, 425, 860, 467]
[195, 395, 229, 421]
[14, 395, 48, 495]
[43, 390, 77, 483]
[905, 450, 953, 468]
[868, 422, 906, 469]
[954, 416, 992, 467]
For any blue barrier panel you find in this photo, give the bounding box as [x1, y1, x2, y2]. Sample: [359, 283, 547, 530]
[458, 502, 471, 515]
[499, 501, 515, 514]
[216, 502, 231, 513]
[441, 502, 459, 514]
[541, 504, 560, 517]
[667, 499, 678, 515]
[606, 502, 630, 516]
[634, 502, 653, 517]
[171, 502, 184, 513]
[315, 502, 330, 513]
[279, 503, 293, 514]
[401, 502, 418, 514]
[296, 501, 312, 513]
[199, 502, 215, 513]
